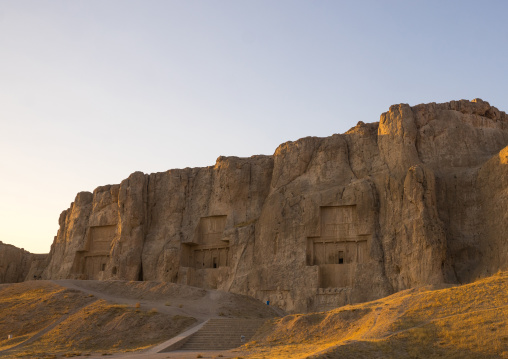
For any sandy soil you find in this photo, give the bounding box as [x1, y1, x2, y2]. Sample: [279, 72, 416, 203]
[244, 271, 508, 358]
[0, 280, 279, 359]
[4, 273, 506, 359]
[54, 279, 280, 321]
[80, 350, 246, 359]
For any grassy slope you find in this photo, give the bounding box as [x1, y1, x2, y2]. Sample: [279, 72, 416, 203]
[0, 281, 95, 352]
[244, 271, 508, 359]
[1, 273, 507, 358]
[0, 281, 196, 358]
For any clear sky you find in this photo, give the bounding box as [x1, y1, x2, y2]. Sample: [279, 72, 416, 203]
[1, 0, 507, 253]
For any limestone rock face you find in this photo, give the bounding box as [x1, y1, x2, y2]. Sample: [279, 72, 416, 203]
[0, 242, 47, 283]
[39, 99, 508, 313]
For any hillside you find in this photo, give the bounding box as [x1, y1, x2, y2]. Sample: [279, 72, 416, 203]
[243, 271, 508, 358]
[0, 280, 279, 358]
[0, 273, 506, 358]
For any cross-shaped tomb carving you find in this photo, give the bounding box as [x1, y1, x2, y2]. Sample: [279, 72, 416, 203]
[307, 206, 370, 288]
[182, 215, 229, 269]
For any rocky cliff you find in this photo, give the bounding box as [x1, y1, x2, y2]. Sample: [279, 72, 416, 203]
[33, 99, 508, 312]
[0, 242, 47, 283]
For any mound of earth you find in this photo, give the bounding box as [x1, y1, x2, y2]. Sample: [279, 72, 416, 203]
[54, 279, 283, 320]
[243, 271, 508, 359]
[1, 274, 506, 358]
[0, 280, 280, 358]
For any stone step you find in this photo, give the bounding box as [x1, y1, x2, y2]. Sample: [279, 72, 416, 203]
[189, 325, 259, 334]
[179, 318, 267, 351]
[189, 326, 258, 333]
[185, 325, 259, 335]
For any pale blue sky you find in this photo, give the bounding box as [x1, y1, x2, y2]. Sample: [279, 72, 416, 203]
[1, 1, 507, 253]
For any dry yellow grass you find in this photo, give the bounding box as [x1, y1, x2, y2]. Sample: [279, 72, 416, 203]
[243, 271, 508, 359]
[0, 281, 196, 358]
[12, 300, 195, 356]
[0, 281, 95, 352]
[2, 273, 507, 358]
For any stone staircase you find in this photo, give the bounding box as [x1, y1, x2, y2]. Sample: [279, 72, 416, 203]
[178, 318, 267, 350]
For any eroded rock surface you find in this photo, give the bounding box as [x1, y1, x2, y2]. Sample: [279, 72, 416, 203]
[0, 242, 47, 283]
[23, 99, 508, 312]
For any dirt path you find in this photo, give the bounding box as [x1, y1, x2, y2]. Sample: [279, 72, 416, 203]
[82, 349, 248, 359]
[53, 280, 209, 321]
[46, 280, 275, 358]
[0, 280, 280, 358]
[0, 297, 99, 356]
[51, 280, 279, 322]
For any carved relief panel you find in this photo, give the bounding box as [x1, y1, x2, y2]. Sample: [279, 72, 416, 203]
[307, 206, 370, 289]
[181, 215, 229, 269]
[74, 225, 116, 280]
[89, 225, 116, 254]
[199, 216, 227, 245]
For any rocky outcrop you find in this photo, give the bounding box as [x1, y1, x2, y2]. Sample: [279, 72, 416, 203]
[37, 99, 508, 313]
[0, 242, 47, 283]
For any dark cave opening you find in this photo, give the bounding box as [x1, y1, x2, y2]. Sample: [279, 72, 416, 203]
[138, 262, 144, 281]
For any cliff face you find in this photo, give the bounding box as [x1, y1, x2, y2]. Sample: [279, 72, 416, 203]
[0, 242, 47, 283]
[39, 99, 508, 312]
